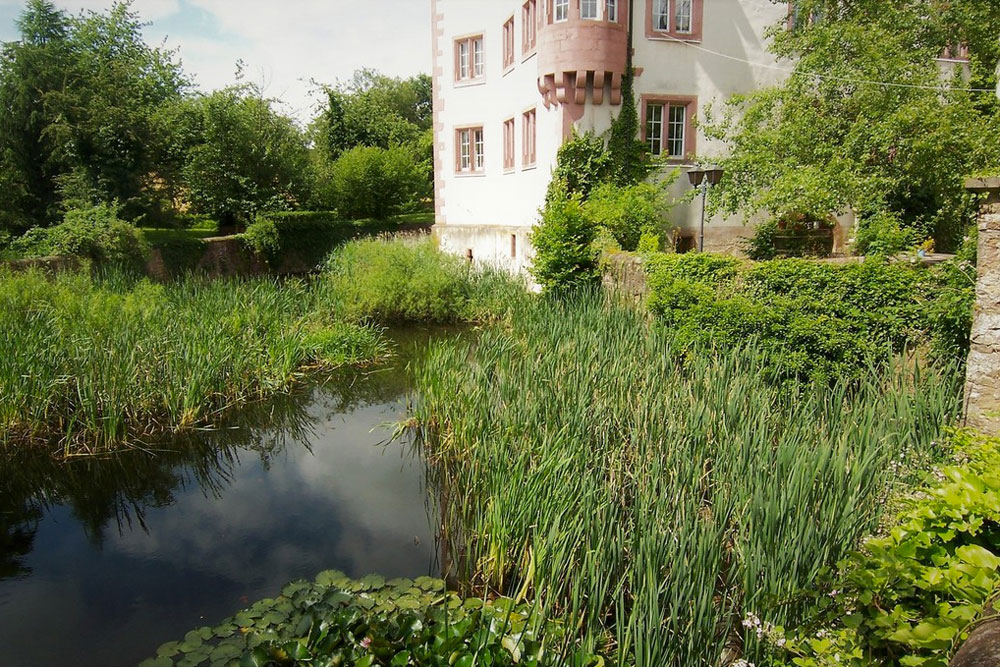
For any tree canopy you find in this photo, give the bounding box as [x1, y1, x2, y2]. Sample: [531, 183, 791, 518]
[706, 0, 1000, 251]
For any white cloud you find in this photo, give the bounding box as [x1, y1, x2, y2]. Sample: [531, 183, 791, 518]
[0, 0, 433, 121]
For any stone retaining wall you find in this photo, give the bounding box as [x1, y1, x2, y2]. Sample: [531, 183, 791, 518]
[963, 178, 1000, 434]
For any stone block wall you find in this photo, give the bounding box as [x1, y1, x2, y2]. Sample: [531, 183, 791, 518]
[964, 178, 1000, 433]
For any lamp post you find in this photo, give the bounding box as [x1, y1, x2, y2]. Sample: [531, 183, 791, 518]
[688, 167, 724, 252]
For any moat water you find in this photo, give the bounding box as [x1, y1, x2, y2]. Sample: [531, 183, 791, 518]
[0, 328, 456, 667]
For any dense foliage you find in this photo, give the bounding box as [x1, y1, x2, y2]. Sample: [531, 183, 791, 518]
[763, 430, 1000, 666]
[142, 571, 598, 667]
[529, 189, 601, 291]
[0, 0, 188, 230]
[9, 202, 147, 265]
[412, 293, 961, 666]
[706, 0, 1000, 252]
[316, 237, 526, 324]
[0, 268, 385, 452]
[645, 253, 975, 381]
[0, 2, 432, 241]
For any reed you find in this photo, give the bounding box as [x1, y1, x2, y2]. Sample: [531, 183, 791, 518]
[411, 292, 963, 666]
[0, 268, 386, 453]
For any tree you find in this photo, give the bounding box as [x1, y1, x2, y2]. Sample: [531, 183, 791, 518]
[0, 0, 188, 232]
[705, 0, 1000, 251]
[180, 85, 312, 227]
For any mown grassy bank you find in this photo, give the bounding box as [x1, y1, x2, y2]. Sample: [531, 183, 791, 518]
[411, 293, 964, 666]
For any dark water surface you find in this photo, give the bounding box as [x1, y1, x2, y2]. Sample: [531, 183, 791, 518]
[0, 329, 454, 667]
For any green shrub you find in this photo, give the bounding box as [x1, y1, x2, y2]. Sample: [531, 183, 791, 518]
[143, 572, 598, 667]
[855, 211, 919, 256]
[768, 430, 1000, 667]
[743, 219, 780, 260]
[645, 253, 969, 381]
[10, 203, 147, 266]
[645, 251, 741, 287]
[316, 237, 526, 324]
[583, 182, 664, 251]
[530, 190, 600, 292]
[243, 211, 400, 270]
[548, 132, 614, 201]
[329, 146, 424, 219]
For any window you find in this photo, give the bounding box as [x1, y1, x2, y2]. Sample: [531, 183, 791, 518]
[522, 108, 537, 167]
[581, 0, 599, 20]
[503, 17, 515, 70]
[554, 0, 569, 22]
[644, 98, 695, 160]
[787, 3, 823, 31]
[522, 0, 537, 54]
[648, 0, 701, 39]
[674, 0, 692, 33]
[455, 35, 484, 82]
[605, 0, 618, 22]
[503, 118, 516, 171]
[511, 234, 518, 259]
[456, 126, 485, 173]
[653, 0, 670, 31]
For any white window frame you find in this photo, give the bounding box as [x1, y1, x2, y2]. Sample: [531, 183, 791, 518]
[666, 104, 687, 158]
[605, 0, 618, 22]
[458, 42, 469, 80]
[646, 103, 664, 156]
[554, 0, 569, 22]
[674, 0, 693, 34]
[473, 38, 484, 77]
[653, 0, 670, 31]
[581, 0, 599, 20]
[474, 129, 485, 170]
[459, 129, 472, 171]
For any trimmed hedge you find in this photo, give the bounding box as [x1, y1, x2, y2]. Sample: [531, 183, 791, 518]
[644, 253, 974, 382]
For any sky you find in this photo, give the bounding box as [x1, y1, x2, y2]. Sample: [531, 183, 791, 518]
[0, 0, 433, 122]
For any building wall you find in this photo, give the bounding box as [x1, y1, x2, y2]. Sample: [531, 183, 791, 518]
[432, 0, 558, 272]
[632, 0, 790, 252]
[432, 0, 799, 269]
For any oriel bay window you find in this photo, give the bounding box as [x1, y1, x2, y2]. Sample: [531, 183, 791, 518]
[456, 126, 485, 174]
[642, 97, 696, 161]
[648, 0, 702, 40]
[455, 35, 484, 82]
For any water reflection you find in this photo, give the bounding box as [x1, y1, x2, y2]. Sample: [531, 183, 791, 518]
[0, 327, 457, 667]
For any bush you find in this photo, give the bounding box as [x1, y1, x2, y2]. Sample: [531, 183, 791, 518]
[548, 132, 613, 201]
[644, 253, 969, 381]
[316, 237, 526, 324]
[143, 572, 597, 667]
[10, 203, 147, 266]
[768, 430, 1000, 667]
[243, 211, 402, 270]
[530, 190, 600, 292]
[583, 182, 664, 251]
[329, 146, 424, 219]
[855, 211, 919, 256]
[743, 219, 780, 260]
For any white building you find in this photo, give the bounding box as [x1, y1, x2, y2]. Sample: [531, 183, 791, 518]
[431, 0, 793, 270]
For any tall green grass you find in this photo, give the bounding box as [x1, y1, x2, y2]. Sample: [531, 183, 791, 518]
[0, 268, 385, 452]
[314, 236, 528, 324]
[411, 293, 962, 666]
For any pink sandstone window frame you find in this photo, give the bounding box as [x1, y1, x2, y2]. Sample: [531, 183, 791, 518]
[522, 107, 537, 168]
[454, 34, 485, 84]
[455, 125, 486, 175]
[522, 0, 538, 56]
[502, 15, 516, 73]
[640, 95, 697, 163]
[646, 0, 703, 42]
[503, 118, 516, 172]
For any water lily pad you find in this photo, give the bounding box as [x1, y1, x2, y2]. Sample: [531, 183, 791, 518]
[360, 574, 386, 590]
[139, 658, 174, 667]
[156, 641, 182, 658]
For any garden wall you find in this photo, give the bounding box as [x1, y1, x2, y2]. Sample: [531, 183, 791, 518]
[964, 177, 1000, 435]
